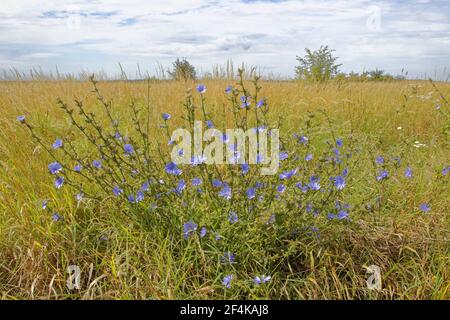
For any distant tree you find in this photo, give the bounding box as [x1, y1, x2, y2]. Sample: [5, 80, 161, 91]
[295, 46, 342, 82]
[168, 58, 196, 81]
[359, 69, 394, 81]
[319, 68, 404, 83]
[368, 68, 384, 80]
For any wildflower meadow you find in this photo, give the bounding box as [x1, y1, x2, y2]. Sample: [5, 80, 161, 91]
[0, 71, 448, 300]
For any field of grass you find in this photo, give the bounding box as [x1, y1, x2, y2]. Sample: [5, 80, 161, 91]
[0, 78, 448, 299]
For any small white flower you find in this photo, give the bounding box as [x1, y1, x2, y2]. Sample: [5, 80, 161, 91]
[413, 141, 427, 148]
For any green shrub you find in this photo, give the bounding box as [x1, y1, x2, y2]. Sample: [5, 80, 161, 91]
[168, 58, 197, 81]
[295, 46, 342, 82]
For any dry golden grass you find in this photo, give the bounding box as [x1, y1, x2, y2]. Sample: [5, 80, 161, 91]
[0, 79, 448, 299]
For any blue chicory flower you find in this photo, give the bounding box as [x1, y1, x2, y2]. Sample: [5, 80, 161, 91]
[165, 162, 182, 175]
[298, 135, 308, 145]
[333, 175, 346, 190]
[337, 210, 349, 220]
[54, 176, 64, 189]
[254, 275, 271, 285]
[183, 221, 198, 239]
[196, 84, 207, 94]
[279, 151, 288, 161]
[241, 163, 250, 175]
[308, 176, 321, 191]
[277, 184, 286, 193]
[52, 212, 62, 222]
[124, 144, 134, 155]
[221, 133, 230, 144]
[114, 132, 122, 141]
[136, 190, 144, 202]
[221, 252, 236, 264]
[113, 185, 123, 196]
[419, 203, 431, 212]
[192, 177, 202, 186]
[280, 168, 297, 180]
[175, 179, 186, 194]
[190, 155, 206, 166]
[405, 167, 413, 178]
[295, 182, 309, 193]
[267, 214, 276, 225]
[48, 162, 62, 174]
[52, 138, 63, 149]
[256, 153, 264, 164]
[127, 194, 135, 203]
[140, 181, 151, 191]
[376, 170, 389, 181]
[222, 275, 233, 288]
[255, 181, 264, 189]
[228, 211, 238, 223]
[212, 179, 223, 188]
[93, 160, 102, 169]
[342, 168, 349, 177]
[240, 96, 251, 108]
[246, 187, 256, 200]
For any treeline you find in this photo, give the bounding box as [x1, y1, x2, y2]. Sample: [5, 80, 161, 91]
[0, 46, 412, 81]
[335, 69, 407, 82]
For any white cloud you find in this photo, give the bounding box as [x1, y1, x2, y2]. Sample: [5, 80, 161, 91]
[0, 0, 449, 78]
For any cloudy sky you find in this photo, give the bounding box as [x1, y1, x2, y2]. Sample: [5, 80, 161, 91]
[1, 0, 449, 78]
